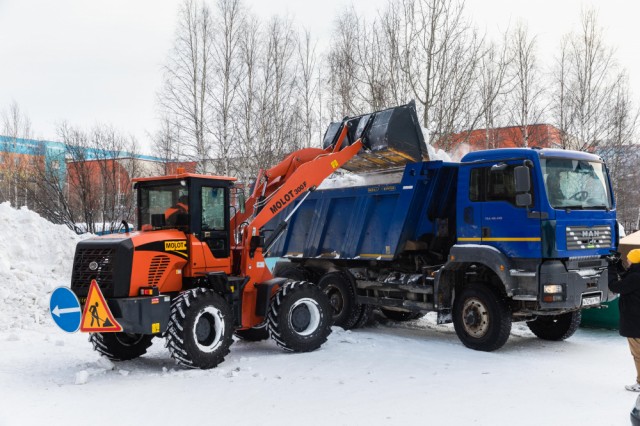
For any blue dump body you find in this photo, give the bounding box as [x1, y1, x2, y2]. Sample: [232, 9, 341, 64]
[269, 148, 618, 264]
[267, 161, 458, 261]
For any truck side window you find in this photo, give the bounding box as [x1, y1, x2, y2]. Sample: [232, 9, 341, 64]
[487, 166, 516, 204]
[469, 168, 482, 201]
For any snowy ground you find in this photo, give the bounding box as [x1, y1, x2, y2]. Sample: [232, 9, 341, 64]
[0, 203, 637, 426]
[0, 318, 635, 426]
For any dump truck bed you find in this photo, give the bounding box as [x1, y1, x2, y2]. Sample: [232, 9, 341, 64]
[266, 161, 458, 262]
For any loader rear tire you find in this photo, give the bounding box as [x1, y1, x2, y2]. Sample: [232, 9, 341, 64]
[317, 272, 360, 329]
[527, 311, 581, 341]
[267, 281, 332, 352]
[165, 288, 234, 369]
[234, 323, 270, 341]
[89, 332, 153, 361]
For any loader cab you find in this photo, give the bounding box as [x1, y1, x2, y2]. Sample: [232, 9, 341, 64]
[134, 173, 236, 259]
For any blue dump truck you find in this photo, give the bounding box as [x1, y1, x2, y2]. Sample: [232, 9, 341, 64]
[267, 131, 618, 351]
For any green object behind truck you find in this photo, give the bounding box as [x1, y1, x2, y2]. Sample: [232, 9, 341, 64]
[581, 299, 619, 330]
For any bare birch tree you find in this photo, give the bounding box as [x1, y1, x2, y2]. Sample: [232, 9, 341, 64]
[477, 36, 510, 149]
[507, 22, 546, 147]
[209, 0, 244, 175]
[553, 9, 617, 151]
[158, 0, 214, 172]
[297, 29, 320, 148]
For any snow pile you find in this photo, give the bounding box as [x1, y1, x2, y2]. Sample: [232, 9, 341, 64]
[0, 202, 87, 330]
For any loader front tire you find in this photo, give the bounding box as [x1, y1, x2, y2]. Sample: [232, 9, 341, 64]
[165, 288, 234, 369]
[267, 281, 332, 352]
[89, 332, 153, 361]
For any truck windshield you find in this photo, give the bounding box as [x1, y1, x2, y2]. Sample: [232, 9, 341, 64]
[540, 158, 612, 210]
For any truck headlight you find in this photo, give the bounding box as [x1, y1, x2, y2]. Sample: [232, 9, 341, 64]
[543, 284, 565, 302]
[544, 284, 563, 294]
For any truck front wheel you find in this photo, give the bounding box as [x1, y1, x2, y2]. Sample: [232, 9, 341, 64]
[165, 288, 234, 369]
[453, 283, 511, 351]
[89, 332, 153, 361]
[267, 281, 332, 352]
[527, 311, 581, 341]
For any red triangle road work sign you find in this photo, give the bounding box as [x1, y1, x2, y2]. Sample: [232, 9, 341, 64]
[80, 279, 123, 332]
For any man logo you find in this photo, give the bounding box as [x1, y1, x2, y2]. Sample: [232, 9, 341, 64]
[89, 261, 99, 271]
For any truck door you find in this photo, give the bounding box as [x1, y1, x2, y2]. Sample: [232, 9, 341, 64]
[457, 166, 484, 242]
[480, 162, 541, 258]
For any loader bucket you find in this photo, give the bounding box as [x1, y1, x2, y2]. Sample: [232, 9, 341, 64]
[322, 101, 429, 173]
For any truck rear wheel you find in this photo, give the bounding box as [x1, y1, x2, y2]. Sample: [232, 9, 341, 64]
[165, 288, 234, 369]
[89, 332, 153, 361]
[353, 304, 374, 328]
[318, 272, 360, 329]
[527, 311, 581, 341]
[453, 283, 511, 351]
[267, 281, 332, 352]
[273, 262, 309, 281]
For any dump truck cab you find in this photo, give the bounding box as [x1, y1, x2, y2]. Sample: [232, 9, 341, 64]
[453, 148, 616, 313]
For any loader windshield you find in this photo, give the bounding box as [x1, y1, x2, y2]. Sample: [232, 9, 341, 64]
[138, 183, 190, 229]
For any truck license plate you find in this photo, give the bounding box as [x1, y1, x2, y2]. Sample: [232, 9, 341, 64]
[582, 294, 601, 307]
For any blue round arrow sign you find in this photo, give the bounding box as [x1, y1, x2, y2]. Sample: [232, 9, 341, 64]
[49, 286, 82, 333]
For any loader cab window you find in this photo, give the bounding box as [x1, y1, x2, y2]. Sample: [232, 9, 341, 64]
[138, 183, 189, 230]
[202, 187, 225, 231]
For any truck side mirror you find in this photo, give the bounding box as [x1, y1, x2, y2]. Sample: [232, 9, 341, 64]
[514, 166, 531, 193]
[516, 193, 532, 207]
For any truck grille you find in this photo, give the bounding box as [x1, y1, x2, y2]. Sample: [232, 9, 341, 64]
[71, 247, 115, 296]
[566, 225, 611, 250]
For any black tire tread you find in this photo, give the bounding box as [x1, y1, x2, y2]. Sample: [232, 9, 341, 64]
[318, 271, 361, 329]
[165, 288, 234, 369]
[527, 310, 582, 341]
[267, 281, 332, 352]
[89, 332, 153, 361]
[453, 283, 512, 352]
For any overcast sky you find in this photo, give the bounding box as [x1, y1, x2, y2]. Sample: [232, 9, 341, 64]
[0, 0, 638, 153]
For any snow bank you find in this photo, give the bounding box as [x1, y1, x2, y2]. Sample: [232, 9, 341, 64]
[0, 202, 87, 330]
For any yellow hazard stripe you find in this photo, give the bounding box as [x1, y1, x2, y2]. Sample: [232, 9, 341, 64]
[458, 237, 541, 242]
